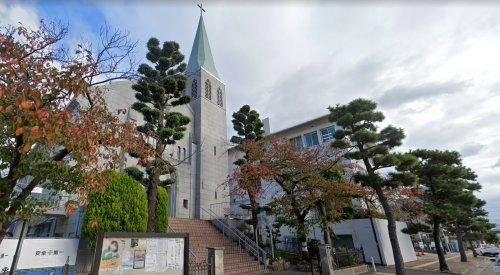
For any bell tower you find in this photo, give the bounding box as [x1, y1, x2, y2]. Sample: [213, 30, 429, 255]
[185, 8, 228, 219]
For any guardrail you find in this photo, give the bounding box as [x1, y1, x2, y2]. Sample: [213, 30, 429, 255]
[201, 207, 268, 268]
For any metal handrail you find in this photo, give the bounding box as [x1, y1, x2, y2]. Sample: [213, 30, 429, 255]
[202, 207, 268, 268]
[167, 224, 199, 264]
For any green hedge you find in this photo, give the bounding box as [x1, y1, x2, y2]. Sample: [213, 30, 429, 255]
[82, 172, 148, 249]
[155, 186, 169, 233]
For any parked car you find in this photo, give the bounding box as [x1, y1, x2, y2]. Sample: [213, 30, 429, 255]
[478, 245, 499, 256]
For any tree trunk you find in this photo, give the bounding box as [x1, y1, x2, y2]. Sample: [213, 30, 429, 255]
[432, 216, 449, 272]
[146, 171, 159, 232]
[297, 219, 309, 260]
[318, 203, 333, 247]
[469, 240, 477, 257]
[374, 186, 405, 275]
[455, 225, 467, 262]
[248, 194, 259, 244]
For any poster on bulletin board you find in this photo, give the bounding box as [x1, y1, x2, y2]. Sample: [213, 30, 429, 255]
[91, 232, 188, 275]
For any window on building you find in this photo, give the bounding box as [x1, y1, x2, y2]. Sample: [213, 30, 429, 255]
[177, 146, 181, 160]
[320, 126, 335, 143]
[183, 199, 188, 209]
[191, 79, 198, 98]
[215, 192, 217, 200]
[304, 131, 319, 147]
[214, 146, 217, 156]
[290, 136, 304, 148]
[217, 88, 223, 107]
[183, 148, 186, 160]
[205, 79, 212, 100]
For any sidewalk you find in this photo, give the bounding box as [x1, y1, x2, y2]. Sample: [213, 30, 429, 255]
[364, 252, 492, 275]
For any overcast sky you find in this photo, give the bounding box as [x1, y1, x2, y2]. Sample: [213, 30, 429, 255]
[2, 0, 499, 225]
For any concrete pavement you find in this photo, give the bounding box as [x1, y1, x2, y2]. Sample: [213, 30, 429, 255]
[366, 252, 496, 275]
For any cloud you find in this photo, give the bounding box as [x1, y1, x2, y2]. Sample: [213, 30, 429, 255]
[493, 159, 500, 168]
[460, 142, 486, 157]
[378, 81, 471, 109]
[0, 2, 39, 29]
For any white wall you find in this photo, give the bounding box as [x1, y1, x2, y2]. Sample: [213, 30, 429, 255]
[372, 218, 417, 265]
[302, 219, 416, 265]
[0, 238, 79, 270]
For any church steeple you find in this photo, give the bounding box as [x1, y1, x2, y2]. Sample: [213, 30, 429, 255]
[186, 13, 219, 78]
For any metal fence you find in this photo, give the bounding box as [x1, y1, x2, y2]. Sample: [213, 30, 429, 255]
[188, 260, 211, 275]
[331, 248, 365, 269]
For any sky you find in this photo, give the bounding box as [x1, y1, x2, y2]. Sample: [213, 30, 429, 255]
[1, 0, 500, 225]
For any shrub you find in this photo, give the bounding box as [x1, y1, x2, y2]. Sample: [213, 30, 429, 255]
[155, 186, 169, 233]
[82, 172, 147, 249]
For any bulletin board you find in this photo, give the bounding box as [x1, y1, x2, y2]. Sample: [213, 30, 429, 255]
[91, 232, 189, 275]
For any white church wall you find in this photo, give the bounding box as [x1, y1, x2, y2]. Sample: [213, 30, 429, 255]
[99, 81, 198, 219]
[193, 68, 229, 219]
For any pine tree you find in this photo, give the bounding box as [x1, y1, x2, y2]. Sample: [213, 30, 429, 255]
[466, 217, 496, 244]
[328, 98, 417, 275]
[410, 149, 480, 271]
[448, 192, 485, 262]
[230, 105, 265, 243]
[129, 38, 191, 232]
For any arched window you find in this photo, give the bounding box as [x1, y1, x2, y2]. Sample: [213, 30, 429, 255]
[177, 146, 181, 160]
[205, 79, 212, 100]
[217, 88, 223, 107]
[183, 148, 186, 160]
[191, 79, 198, 98]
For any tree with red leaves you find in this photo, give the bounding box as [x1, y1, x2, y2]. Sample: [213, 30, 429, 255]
[229, 105, 268, 244]
[0, 21, 151, 244]
[232, 136, 359, 258]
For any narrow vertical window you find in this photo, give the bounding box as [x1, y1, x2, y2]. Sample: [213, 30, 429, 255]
[205, 79, 212, 100]
[215, 192, 218, 200]
[177, 146, 181, 160]
[183, 148, 186, 160]
[217, 87, 223, 107]
[191, 79, 198, 98]
[214, 146, 216, 156]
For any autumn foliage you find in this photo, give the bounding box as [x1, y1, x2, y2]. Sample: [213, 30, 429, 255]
[230, 136, 360, 252]
[0, 22, 151, 242]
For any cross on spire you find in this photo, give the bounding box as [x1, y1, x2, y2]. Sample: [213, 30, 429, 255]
[197, 3, 206, 16]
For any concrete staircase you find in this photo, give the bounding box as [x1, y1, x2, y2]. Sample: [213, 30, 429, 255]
[169, 217, 267, 275]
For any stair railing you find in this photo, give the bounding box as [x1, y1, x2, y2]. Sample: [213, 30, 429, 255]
[167, 224, 200, 264]
[201, 207, 268, 268]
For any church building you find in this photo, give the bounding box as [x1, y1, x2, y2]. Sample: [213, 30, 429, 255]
[103, 13, 230, 220]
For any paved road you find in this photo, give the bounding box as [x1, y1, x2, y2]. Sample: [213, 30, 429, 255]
[266, 254, 499, 275]
[469, 257, 496, 275]
[366, 253, 497, 275]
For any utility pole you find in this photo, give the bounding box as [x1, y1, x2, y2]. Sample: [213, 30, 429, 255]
[10, 220, 27, 275]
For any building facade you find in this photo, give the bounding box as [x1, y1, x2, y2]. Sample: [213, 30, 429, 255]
[104, 14, 230, 219]
[227, 115, 417, 265]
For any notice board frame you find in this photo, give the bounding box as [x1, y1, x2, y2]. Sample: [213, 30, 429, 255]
[91, 232, 189, 275]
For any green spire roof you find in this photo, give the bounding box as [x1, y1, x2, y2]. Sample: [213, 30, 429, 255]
[186, 15, 219, 78]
